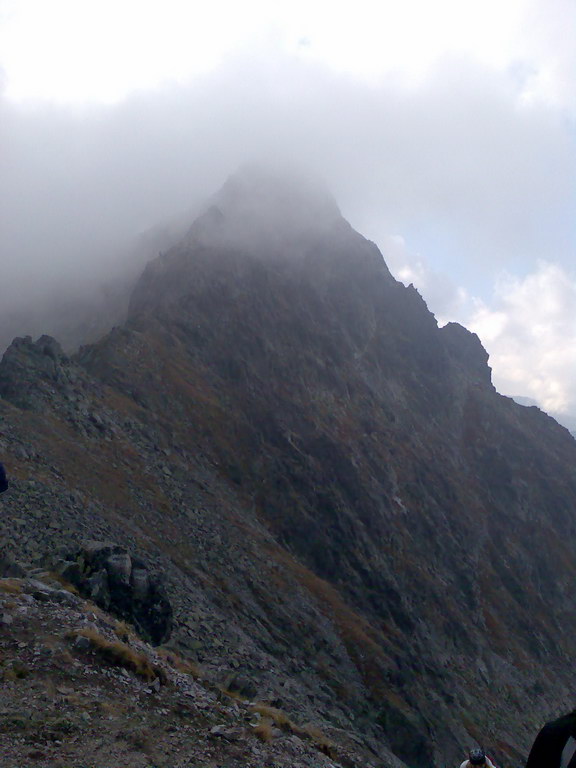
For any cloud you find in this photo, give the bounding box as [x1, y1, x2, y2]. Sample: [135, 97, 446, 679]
[1, 50, 572, 295]
[517, 0, 576, 113]
[468, 262, 576, 414]
[2, 1, 574, 111]
[0, 29, 573, 412]
[379, 235, 473, 323]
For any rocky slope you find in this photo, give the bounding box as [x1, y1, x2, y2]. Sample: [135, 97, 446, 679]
[1, 167, 576, 767]
[1, 563, 375, 768]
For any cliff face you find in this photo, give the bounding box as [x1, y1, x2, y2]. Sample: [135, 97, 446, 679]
[1, 168, 576, 768]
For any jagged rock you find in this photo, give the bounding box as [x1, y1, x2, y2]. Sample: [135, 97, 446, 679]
[130, 565, 150, 601]
[0, 335, 67, 409]
[440, 321, 492, 386]
[54, 541, 173, 645]
[85, 569, 111, 606]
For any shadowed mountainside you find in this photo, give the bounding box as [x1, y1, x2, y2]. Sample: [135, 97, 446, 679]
[1, 168, 575, 767]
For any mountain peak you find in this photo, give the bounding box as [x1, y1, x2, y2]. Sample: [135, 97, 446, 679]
[4, 165, 576, 767]
[188, 165, 346, 253]
[128, 167, 393, 324]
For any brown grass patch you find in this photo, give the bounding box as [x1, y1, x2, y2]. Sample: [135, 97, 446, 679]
[113, 620, 133, 642]
[0, 579, 23, 594]
[220, 687, 245, 701]
[253, 722, 274, 742]
[300, 724, 324, 740]
[249, 703, 337, 758]
[48, 572, 80, 594]
[250, 704, 291, 729]
[2, 661, 30, 681]
[67, 628, 165, 682]
[157, 647, 200, 677]
[293, 721, 337, 758]
[307, 730, 338, 759]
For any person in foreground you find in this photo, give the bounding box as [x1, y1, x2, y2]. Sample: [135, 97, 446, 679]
[0, 461, 8, 494]
[525, 709, 576, 768]
[460, 748, 497, 767]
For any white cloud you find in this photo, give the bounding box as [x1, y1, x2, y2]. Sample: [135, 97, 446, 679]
[516, 0, 576, 112]
[0, 49, 573, 345]
[468, 263, 576, 414]
[0, 0, 574, 110]
[380, 235, 473, 324]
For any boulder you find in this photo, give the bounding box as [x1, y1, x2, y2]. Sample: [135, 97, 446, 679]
[54, 541, 172, 645]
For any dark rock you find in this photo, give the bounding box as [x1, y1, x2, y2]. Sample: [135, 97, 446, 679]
[23, 579, 54, 595]
[148, 678, 161, 693]
[73, 635, 92, 652]
[377, 702, 432, 768]
[104, 550, 132, 587]
[440, 321, 492, 386]
[55, 541, 172, 645]
[50, 589, 81, 607]
[58, 561, 83, 585]
[130, 566, 150, 601]
[225, 673, 259, 700]
[85, 570, 111, 607]
[0, 549, 26, 578]
[0, 335, 67, 409]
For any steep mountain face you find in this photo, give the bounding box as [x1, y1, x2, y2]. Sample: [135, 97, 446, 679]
[513, 396, 576, 439]
[1, 168, 576, 768]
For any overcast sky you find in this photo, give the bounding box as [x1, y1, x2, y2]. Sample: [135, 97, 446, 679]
[0, 0, 574, 416]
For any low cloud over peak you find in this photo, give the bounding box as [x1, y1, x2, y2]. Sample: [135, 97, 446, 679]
[0, 27, 574, 418]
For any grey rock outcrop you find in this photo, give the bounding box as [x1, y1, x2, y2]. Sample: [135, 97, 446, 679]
[55, 541, 173, 645]
[0, 335, 68, 409]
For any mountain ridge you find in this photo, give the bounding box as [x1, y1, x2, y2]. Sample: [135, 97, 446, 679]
[1, 169, 576, 767]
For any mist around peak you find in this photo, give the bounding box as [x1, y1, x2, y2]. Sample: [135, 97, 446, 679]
[0, 38, 573, 410]
[187, 164, 348, 257]
[212, 164, 341, 225]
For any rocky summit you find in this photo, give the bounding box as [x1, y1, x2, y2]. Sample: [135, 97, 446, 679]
[1, 167, 576, 768]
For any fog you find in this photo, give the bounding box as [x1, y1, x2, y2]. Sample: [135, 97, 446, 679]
[1, 35, 575, 415]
